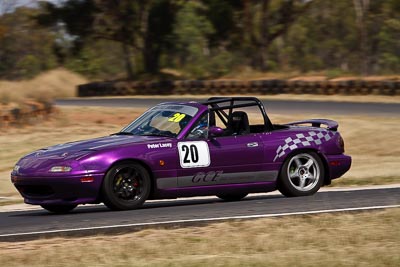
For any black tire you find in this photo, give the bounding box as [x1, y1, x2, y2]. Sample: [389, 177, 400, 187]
[102, 162, 151, 211]
[41, 204, 77, 214]
[278, 152, 324, 197]
[217, 193, 248, 202]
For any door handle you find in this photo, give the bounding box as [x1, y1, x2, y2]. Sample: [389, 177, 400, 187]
[247, 142, 259, 148]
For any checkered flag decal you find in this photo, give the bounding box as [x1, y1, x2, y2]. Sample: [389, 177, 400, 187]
[273, 131, 336, 162]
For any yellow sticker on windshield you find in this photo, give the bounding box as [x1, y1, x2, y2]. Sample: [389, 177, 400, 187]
[168, 113, 186, 122]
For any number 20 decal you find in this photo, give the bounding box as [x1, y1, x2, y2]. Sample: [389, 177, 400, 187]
[178, 141, 210, 168]
[181, 145, 199, 163]
[168, 113, 186, 122]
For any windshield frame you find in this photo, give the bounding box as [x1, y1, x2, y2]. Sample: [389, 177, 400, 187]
[118, 103, 201, 138]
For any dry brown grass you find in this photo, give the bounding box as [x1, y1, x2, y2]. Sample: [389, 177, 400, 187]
[0, 208, 398, 267]
[0, 68, 87, 104]
[81, 94, 400, 104]
[0, 106, 399, 197]
[261, 94, 400, 104]
[221, 66, 400, 81]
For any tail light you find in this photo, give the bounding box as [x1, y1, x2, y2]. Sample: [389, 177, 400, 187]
[338, 135, 345, 151]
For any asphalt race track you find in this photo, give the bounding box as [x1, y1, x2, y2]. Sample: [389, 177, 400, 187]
[0, 187, 399, 241]
[55, 98, 400, 116]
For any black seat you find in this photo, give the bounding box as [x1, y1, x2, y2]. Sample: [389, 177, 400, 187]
[225, 111, 250, 135]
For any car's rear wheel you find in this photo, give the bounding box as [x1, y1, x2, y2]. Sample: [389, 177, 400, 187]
[278, 152, 324, 197]
[102, 162, 151, 211]
[217, 193, 248, 201]
[41, 204, 77, 214]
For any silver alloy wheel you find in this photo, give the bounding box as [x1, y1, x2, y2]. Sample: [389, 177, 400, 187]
[286, 153, 320, 192]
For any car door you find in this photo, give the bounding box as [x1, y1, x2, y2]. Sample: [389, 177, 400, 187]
[177, 133, 268, 187]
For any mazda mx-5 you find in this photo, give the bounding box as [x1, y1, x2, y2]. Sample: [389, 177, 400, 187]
[11, 97, 351, 213]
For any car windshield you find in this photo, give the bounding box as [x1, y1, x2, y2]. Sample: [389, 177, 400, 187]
[118, 104, 198, 137]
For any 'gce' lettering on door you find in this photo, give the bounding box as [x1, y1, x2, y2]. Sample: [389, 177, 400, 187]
[192, 171, 223, 183]
[178, 141, 210, 168]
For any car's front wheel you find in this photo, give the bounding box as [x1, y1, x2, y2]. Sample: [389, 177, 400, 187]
[278, 152, 324, 197]
[41, 204, 77, 214]
[102, 162, 151, 211]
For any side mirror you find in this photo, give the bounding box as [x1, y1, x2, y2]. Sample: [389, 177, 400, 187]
[209, 126, 224, 137]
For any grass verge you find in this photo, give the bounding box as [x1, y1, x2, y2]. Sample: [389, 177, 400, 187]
[0, 199, 23, 206]
[0, 69, 86, 104]
[83, 94, 400, 104]
[0, 208, 399, 267]
[330, 176, 399, 187]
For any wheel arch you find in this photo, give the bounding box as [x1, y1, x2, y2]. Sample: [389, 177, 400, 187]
[99, 158, 156, 201]
[277, 148, 331, 186]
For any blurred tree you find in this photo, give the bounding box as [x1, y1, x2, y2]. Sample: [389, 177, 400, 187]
[279, 0, 400, 75]
[366, 0, 400, 74]
[1, 0, 399, 80]
[36, 0, 98, 65]
[173, 1, 215, 77]
[280, 0, 357, 73]
[202, 0, 242, 47]
[92, 0, 139, 78]
[0, 6, 57, 79]
[353, 0, 370, 75]
[64, 39, 126, 79]
[93, 0, 177, 76]
[243, 0, 313, 71]
[38, 0, 176, 78]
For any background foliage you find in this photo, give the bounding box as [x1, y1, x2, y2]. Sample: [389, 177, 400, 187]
[0, 0, 399, 80]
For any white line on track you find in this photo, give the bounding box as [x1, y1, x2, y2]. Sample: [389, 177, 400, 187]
[0, 204, 399, 239]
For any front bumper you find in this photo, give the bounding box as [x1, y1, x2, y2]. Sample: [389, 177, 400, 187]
[11, 173, 104, 205]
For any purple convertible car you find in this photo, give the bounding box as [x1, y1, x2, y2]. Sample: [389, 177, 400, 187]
[11, 97, 351, 213]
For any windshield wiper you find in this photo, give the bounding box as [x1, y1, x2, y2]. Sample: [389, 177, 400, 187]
[111, 132, 135, 136]
[141, 133, 172, 137]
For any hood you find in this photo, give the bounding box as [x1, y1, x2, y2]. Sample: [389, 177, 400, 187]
[27, 135, 170, 159]
[13, 135, 171, 176]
